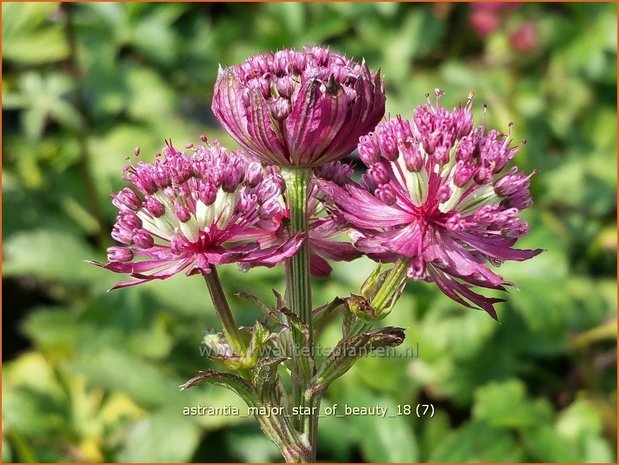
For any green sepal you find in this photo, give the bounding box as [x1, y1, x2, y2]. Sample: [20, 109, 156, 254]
[360, 262, 385, 300]
[346, 294, 377, 322]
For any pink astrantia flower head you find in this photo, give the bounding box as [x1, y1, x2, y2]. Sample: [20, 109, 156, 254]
[320, 90, 542, 319]
[92, 139, 302, 289]
[212, 46, 385, 168]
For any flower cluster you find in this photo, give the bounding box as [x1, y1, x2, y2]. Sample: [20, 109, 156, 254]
[95, 45, 540, 320]
[212, 46, 385, 167]
[319, 90, 542, 319]
[93, 139, 302, 289]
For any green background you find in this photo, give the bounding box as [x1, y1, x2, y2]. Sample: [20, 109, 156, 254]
[2, 2, 617, 462]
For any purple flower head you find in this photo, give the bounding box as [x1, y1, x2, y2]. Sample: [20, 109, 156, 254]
[320, 91, 542, 319]
[93, 139, 302, 289]
[212, 46, 385, 168]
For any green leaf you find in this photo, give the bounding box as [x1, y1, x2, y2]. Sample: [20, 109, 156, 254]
[125, 67, 176, 122]
[347, 388, 418, 462]
[3, 229, 102, 286]
[556, 398, 614, 462]
[225, 427, 281, 462]
[429, 421, 523, 462]
[21, 307, 81, 354]
[2, 3, 68, 64]
[66, 348, 173, 407]
[523, 424, 576, 462]
[473, 379, 552, 429]
[118, 408, 202, 462]
[420, 409, 452, 460]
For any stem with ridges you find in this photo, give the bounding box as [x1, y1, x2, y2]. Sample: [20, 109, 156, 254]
[282, 167, 315, 456]
[203, 266, 247, 356]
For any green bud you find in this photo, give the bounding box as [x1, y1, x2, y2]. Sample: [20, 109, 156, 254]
[346, 294, 377, 322]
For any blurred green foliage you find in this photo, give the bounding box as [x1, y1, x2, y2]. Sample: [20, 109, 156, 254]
[2, 2, 617, 463]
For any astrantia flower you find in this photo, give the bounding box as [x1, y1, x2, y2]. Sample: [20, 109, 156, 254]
[92, 139, 303, 289]
[320, 90, 542, 319]
[212, 46, 385, 167]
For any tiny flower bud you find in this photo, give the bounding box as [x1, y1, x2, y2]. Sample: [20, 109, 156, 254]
[270, 98, 292, 121]
[375, 184, 396, 205]
[368, 163, 390, 185]
[400, 140, 423, 172]
[346, 294, 376, 321]
[144, 196, 166, 217]
[133, 229, 154, 249]
[245, 162, 263, 188]
[199, 182, 218, 206]
[107, 246, 133, 262]
[111, 225, 134, 245]
[358, 135, 381, 165]
[119, 211, 142, 230]
[113, 188, 141, 211]
[175, 203, 191, 223]
[378, 131, 398, 161]
[453, 161, 476, 187]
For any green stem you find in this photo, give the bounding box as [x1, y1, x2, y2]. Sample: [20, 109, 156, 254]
[282, 168, 315, 455]
[203, 266, 246, 356]
[283, 168, 313, 332]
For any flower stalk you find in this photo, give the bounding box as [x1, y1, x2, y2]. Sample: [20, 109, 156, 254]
[282, 167, 316, 456]
[203, 266, 247, 356]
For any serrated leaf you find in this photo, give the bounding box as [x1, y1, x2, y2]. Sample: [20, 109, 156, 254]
[473, 379, 552, 429]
